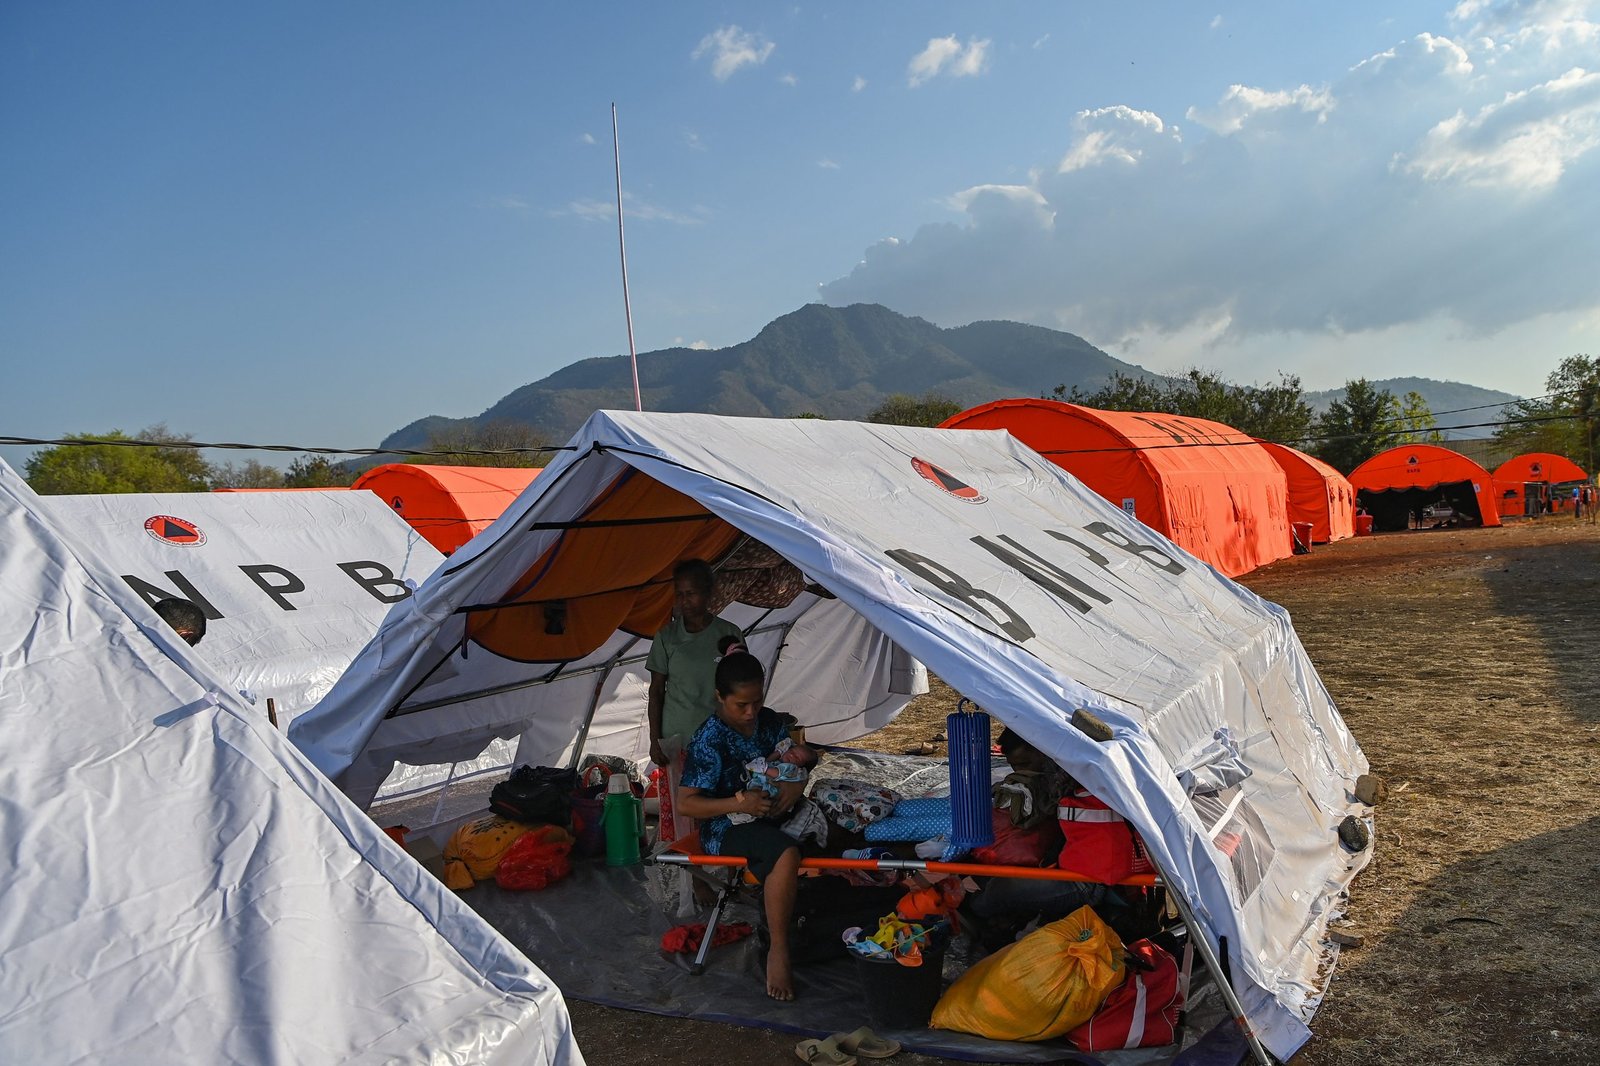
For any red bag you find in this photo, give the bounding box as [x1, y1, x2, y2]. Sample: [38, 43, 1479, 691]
[1068, 938, 1182, 1051]
[494, 825, 575, 891]
[973, 807, 1062, 866]
[1057, 791, 1153, 883]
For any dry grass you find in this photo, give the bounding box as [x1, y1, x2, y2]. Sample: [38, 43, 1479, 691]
[570, 519, 1600, 1065]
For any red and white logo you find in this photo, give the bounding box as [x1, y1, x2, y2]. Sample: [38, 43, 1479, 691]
[910, 457, 987, 504]
[143, 515, 207, 546]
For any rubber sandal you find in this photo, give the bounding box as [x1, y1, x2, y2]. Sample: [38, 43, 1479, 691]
[837, 1026, 902, 1059]
[795, 1035, 858, 1065]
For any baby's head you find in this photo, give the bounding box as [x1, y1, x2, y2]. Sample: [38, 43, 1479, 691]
[778, 743, 817, 770]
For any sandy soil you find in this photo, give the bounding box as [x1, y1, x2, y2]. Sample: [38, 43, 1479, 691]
[568, 517, 1600, 1066]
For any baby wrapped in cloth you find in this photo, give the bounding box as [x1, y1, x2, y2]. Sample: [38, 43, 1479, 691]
[728, 737, 829, 845]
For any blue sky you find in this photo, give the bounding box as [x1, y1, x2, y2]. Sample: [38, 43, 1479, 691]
[3, 1, 1597, 469]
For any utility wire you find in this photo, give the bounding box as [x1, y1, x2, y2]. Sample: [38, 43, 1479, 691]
[0, 435, 572, 458]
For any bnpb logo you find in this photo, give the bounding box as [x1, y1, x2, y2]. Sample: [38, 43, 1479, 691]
[143, 515, 207, 546]
[910, 457, 986, 504]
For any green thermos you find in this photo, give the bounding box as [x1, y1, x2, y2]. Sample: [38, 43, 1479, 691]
[602, 773, 644, 866]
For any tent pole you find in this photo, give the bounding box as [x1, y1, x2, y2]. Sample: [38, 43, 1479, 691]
[1160, 868, 1275, 1066]
[566, 637, 641, 770]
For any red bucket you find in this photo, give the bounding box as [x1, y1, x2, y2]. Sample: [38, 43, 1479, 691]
[1291, 521, 1314, 554]
[1355, 514, 1375, 537]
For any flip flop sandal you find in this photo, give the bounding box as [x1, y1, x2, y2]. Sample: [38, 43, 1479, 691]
[837, 1027, 902, 1060]
[795, 1035, 858, 1065]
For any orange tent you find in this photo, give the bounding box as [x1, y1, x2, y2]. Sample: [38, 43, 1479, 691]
[1255, 441, 1355, 544]
[350, 465, 541, 554]
[941, 399, 1291, 577]
[1491, 453, 1588, 518]
[1348, 445, 1501, 531]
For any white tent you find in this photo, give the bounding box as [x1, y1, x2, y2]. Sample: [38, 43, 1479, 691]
[0, 461, 584, 1065]
[41, 489, 443, 729]
[293, 411, 1371, 1061]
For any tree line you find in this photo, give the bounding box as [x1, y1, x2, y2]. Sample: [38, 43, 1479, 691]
[21, 421, 550, 494]
[21, 357, 1596, 492]
[865, 356, 1599, 476]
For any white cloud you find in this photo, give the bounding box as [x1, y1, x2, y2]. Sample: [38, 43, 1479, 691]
[1210, 14, 1224, 29]
[494, 195, 531, 214]
[563, 194, 708, 225]
[1186, 83, 1336, 133]
[1401, 65, 1600, 189]
[579, 132, 596, 145]
[852, 75, 868, 92]
[1033, 33, 1051, 49]
[780, 72, 798, 86]
[692, 25, 776, 81]
[907, 36, 991, 87]
[672, 337, 714, 350]
[1057, 106, 1179, 171]
[818, 158, 840, 169]
[685, 129, 705, 151]
[821, 10, 1600, 366]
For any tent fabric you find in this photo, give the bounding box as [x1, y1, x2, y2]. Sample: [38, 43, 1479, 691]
[293, 411, 1371, 1060]
[1492, 453, 1589, 518]
[941, 399, 1292, 577]
[352, 464, 542, 554]
[1255, 441, 1356, 544]
[0, 461, 582, 1065]
[1348, 445, 1502, 530]
[40, 490, 443, 731]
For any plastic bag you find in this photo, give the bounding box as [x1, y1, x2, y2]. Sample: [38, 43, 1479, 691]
[931, 905, 1125, 1041]
[494, 824, 575, 891]
[442, 815, 535, 890]
[972, 807, 1062, 866]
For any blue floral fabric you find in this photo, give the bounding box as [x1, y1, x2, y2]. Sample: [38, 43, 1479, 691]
[680, 707, 791, 854]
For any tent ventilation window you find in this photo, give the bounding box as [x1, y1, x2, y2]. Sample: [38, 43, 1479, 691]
[1192, 785, 1276, 901]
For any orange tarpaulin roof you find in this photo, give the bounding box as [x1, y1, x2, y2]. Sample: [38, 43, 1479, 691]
[1255, 440, 1355, 544]
[350, 464, 541, 554]
[942, 399, 1291, 577]
[1348, 445, 1501, 528]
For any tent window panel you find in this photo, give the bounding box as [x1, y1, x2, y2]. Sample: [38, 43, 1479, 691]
[1192, 785, 1276, 902]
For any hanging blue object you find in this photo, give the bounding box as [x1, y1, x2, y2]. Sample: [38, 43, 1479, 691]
[946, 699, 995, 853]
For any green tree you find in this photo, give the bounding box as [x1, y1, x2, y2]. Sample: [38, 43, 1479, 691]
[283, 455, 355, 488]
[1312, 379, 1407, 473]
[865, 392, 963, 428]
[409, 420, 553, 467]
[1395, 391, 1442, 444]
[1055, 369, 1315, 443]
[211, 459, 287, 489]
[1492, 354, 1599, 470]
[24, 424, 214, 494]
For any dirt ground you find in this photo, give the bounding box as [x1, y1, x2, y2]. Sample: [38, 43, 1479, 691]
[569, 517, 1600, 1066]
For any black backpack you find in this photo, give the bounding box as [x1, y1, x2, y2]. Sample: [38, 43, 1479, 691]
[489, 765, 577, 826]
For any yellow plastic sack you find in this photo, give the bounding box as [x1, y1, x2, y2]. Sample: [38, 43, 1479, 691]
[931, 905, 1125, 1041]
[442, 815, 533, 890]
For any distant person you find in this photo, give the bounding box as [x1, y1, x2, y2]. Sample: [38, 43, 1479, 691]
[153, 597, 206, 646]
[646, 559, 741, 768]
[1574, 486, 1583, 520]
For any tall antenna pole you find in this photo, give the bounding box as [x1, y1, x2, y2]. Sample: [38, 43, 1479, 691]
[613, 102, 643, 412]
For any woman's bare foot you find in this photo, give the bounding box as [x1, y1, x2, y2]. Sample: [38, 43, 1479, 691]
[766, 946, 794, 1001]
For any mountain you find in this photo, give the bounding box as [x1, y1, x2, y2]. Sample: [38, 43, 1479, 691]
[1304, 377, 1521, 440]
[378, 303, 1155, 451]
[378, 304, 1526, 451]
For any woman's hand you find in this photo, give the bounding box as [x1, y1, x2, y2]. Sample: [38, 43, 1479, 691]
[769, 779, 806, 818]
[733, 789, 772, 817]
[649, 739, 669, 769]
